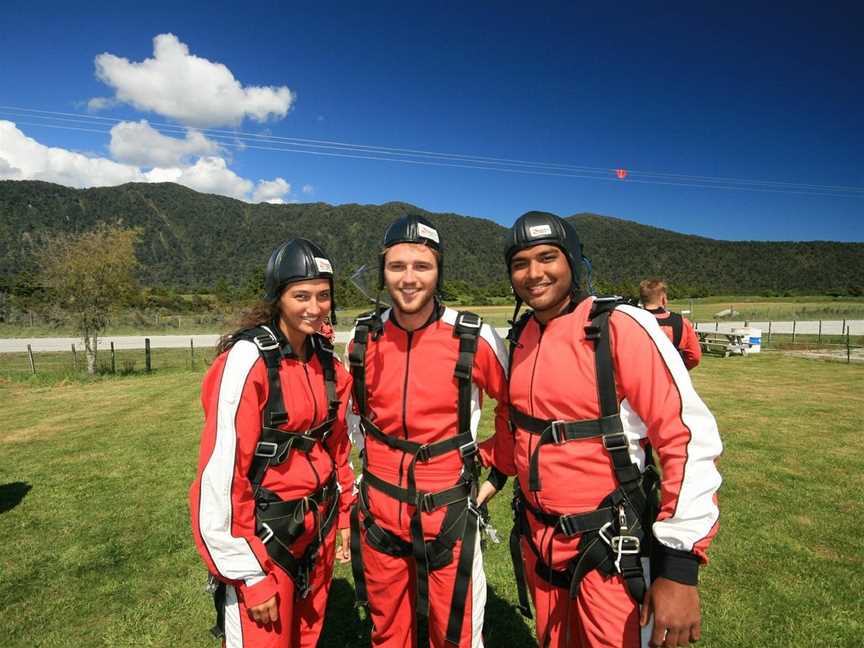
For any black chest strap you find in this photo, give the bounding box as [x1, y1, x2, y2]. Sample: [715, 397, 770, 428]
[234, 327, 341, 494]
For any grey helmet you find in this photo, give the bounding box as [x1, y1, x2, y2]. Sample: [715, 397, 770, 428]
[379, 213, 443, 290]
[264, 238, 337, 323]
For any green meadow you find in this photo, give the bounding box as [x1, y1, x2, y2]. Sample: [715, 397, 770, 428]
[1, 352, 862, 646]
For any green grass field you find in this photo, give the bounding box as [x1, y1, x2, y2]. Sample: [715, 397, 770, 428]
[1, 353, 862, 646]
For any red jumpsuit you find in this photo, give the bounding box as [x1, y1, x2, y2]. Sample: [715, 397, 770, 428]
[504, 298, 722, 648]
[190, 332, 355, 648]
[347, 305, 512, 648]
[648, 308, 701, 370]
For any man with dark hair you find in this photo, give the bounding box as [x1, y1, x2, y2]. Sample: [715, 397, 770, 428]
[487, 211, 722, 648]
[638, 280, 701, 371]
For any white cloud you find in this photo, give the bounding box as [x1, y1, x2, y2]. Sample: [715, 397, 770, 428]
[0, 120, 144, 187]
[0, 121, 292, 204]
[87, 97, 117, 111]
[301, 184, 314, 194]
[143, 157, 252, 199]
[109, 120, 220, 167]
[93, 33, 295, 127]
[252, 177, 291, 203]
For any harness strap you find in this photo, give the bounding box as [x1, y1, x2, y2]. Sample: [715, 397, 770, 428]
[656, 312, 684, 349]
[254, 475, 339, 598]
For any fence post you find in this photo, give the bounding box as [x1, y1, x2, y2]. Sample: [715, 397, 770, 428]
[818, 320, 822, 344]
[715, 320, 719, 332]
[848, 329, 852, 365]
[190, 338, 195, 370]
[111, 342, 116, 374]
[27, 344, 36, 374]
[767, 321, 772, 345]
[842, 318, 847, 336]
[145, 338, 151, 372]
[792, 320, 797, 344]
[71, 344, 78, 372]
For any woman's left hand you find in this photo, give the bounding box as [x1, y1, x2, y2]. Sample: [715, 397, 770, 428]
[336, 527, 351, 563]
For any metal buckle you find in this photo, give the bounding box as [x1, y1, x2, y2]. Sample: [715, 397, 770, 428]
[550, 420, 567, 444]
[415, 444, 432, 462]
[254, 442, 278, 458]
[611, 535, 641, 554]
[252, 334, 279, 351]
[259, 522, 274, 544]
[418, 492, 436, 513]
[457, 314, 482, 329]
[602, 433, 628, 451]
[459, 441, 478, 458]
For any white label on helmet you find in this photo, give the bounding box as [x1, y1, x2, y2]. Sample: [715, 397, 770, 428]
[314, 257, 333, 274]
[416, 222, 440, 243]
[528, 224, 553, 238]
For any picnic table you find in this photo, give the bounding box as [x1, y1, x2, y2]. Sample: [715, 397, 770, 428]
[697, 331, 749, 357]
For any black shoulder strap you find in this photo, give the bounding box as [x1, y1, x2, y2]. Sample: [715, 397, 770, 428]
[453, 311, 482, 439]
[348, 310, 384, 417]
[311, 334, 341, 421]
[657, 312, 684, 349]
[585, 297, 642, 492]
[506, 310, 534, 375]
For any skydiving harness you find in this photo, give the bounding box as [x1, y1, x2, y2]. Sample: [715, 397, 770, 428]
[506, 297, 661, 623]
[347, 309, 484, 646]
[209, 325, 341, 638]
[648, 308, 684, 349]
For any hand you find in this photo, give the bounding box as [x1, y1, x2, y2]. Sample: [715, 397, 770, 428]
[248, 595, 278, 625]
[640, 577, 701, 646]
[336, 527, 351, 564]
[476, 480, 499, 506]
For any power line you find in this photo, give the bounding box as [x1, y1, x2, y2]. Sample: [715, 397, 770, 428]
[3, 105, 863, 198]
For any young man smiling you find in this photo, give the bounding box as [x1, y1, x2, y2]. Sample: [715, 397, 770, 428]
[346, 214, 512, 648]
[497, 211, 722, 648]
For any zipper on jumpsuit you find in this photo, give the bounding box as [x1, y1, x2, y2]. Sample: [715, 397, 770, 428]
[302, 359, 322, 490]
[397, 330, 413, 528]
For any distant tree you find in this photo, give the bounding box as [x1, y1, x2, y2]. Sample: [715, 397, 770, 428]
[37, 225, 141, 374]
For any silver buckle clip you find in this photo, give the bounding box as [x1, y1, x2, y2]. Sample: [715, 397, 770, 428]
[255, 442, 278, 458]
[457, 314, 482, 329]
[550, 420, 567, 444]
[259, 522, 274, 544]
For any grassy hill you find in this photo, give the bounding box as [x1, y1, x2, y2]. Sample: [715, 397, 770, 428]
[1, 180, 862, 298]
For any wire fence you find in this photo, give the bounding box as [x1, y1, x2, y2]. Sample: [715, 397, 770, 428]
[0, 341, 217, 379]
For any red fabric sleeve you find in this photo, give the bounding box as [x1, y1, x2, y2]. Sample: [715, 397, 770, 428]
[609, 307, 722, 568]
[189, 342, 277, 596]
[325, 362, 357, 529]
[680, 319, 702, 370]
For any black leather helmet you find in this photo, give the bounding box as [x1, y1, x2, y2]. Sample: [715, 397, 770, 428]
[504, 211, 582, 290]
[264, 238, 337, 323]
[379, 213, 443, 290]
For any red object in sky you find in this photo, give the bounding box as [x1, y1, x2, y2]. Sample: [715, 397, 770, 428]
[616, 168, 628, 179]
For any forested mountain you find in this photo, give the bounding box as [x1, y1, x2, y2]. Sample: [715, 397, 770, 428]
[1, 180, 862, 299]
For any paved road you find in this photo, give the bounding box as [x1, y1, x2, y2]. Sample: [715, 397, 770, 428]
[1, 321, 860, 353]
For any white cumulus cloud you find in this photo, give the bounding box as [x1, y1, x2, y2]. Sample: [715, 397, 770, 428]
[252, 177, 291, 204]
[93, 33, 295, 127]
[109, 120, 220, 167]
[0, 120, 144, 187]
[0, 121, 293, 204]
[301, 184, 314, 194]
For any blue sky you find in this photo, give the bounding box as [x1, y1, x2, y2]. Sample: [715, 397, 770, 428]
[1, 1, 862, 241]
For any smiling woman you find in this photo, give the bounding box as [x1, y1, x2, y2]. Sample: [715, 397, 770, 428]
[189, 238, 355, 648]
